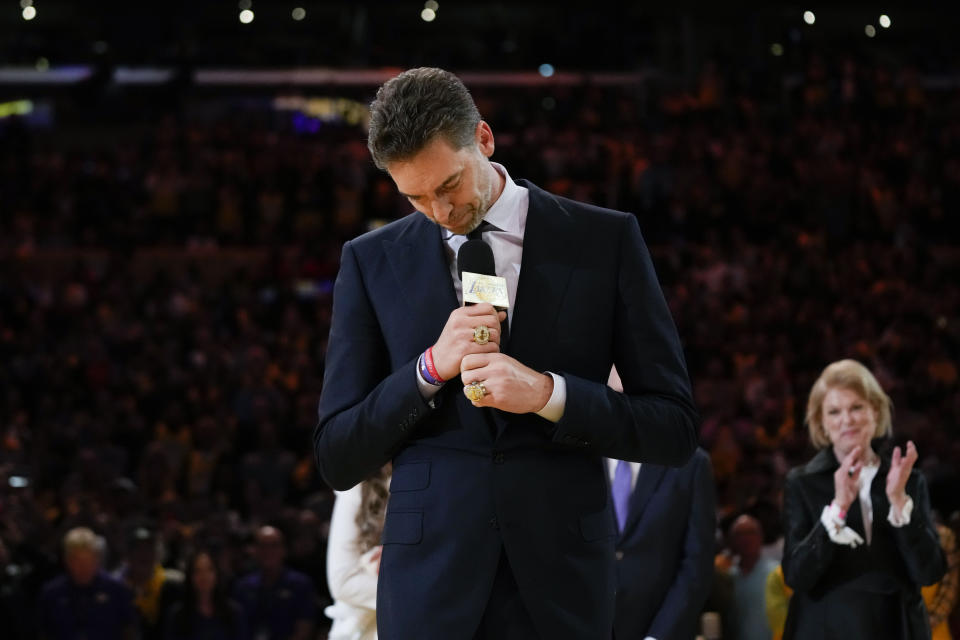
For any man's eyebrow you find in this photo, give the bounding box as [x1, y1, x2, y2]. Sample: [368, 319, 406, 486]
[399, 171, 462, 199]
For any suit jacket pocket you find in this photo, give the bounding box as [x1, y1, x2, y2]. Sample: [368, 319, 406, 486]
[390, 461, 430, 492]
[382, 511, 423, 545]
[580, 508, 616, 542]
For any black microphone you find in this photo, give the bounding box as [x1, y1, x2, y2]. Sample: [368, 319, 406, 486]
[457, 238, 510, 345]
[457, 239, 496, 282]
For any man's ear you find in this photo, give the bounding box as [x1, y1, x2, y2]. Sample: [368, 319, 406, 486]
[476, 121, 495, 157]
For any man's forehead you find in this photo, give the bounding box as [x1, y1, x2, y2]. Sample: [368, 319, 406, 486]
[389, 145, 467, 197]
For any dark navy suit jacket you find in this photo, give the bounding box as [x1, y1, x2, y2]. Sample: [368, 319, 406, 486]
[314, 179, 699, 639]
[613, 448, 716, 640]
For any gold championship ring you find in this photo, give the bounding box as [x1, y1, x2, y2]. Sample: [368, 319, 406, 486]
[465, 381, 487, 402]
[472, 325, 491, 345]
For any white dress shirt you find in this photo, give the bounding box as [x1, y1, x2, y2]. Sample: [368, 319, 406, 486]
[415, 162, 565, 421]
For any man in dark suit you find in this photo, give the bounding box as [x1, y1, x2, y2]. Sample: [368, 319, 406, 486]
[606, 370, 716, 640]
[314, 67, 699, 639]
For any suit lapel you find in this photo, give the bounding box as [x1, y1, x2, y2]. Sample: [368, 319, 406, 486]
[383, 215, 459, 353]
[620, 465, 668, 539]
[506, 180, 576, 366]
[492, 181, 577, 440]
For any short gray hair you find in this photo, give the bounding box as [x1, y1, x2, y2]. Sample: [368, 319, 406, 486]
[63, 527, 105, 557]
[367, 67, 481, 170]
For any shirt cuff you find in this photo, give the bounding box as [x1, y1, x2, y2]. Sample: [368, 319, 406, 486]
[887, 496, 914, 527]
[415, 365, 443, 405]
[820, 503, 865, 548]
[534, 372, 566, 422]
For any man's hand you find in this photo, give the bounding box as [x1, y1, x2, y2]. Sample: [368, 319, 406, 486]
[431, 303, 506, 381]
[460, 353, 553, 414]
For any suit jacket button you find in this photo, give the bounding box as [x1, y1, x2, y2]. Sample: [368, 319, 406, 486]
[616, 550, 624, 561]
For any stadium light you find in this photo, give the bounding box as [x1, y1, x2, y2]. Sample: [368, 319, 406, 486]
[239, 9, 254, 24]
[539, 64, 555, 78]
[421, 8, 436, 22]
[292, 7, 306, 21]
[865, 24, 876, 37]
[22, 5, 36, 20]
[425, 1, 439, 10]
[803, 11, 815, 25]
[879, 15, 891, 28]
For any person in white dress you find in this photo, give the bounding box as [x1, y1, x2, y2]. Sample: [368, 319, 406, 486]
[326, 465, 391, 640]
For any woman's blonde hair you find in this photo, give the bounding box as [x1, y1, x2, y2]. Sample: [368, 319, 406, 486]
[805, 359, 893, 449]
[355, 464, 391, 553]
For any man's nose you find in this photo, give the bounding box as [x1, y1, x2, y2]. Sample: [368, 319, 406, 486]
[431, 198, 453, 221]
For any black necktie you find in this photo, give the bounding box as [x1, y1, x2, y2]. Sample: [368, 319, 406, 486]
[466, 221, 509, 347]
[466, 219, 493, 241]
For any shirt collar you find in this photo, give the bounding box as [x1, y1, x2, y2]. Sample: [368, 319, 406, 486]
[483, 162, 522, 235]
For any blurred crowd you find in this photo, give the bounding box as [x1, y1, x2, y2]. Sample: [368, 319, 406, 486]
[2, 51, 960, 638]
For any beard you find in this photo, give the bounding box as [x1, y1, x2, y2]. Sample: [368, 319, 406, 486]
[435, 198, 488, 235]
[461, 201, 488, 234]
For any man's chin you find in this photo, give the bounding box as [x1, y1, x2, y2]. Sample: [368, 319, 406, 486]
[429, 210, 482, 236]
[438, 219, 473, 236]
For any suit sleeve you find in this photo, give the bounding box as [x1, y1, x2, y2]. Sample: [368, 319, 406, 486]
[553, 213, 699, 466]
[314, 240, 433, 490]
[889, 471, 947, 587]
[647, 451, 717, 640]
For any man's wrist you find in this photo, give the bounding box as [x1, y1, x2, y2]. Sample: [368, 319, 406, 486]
[537, 373, 554, 410]
[534, 372, 566, 422]
[418, 347, 445, 386]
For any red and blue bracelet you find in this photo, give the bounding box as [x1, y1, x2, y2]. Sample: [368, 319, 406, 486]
[418, 347, 445, 386]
